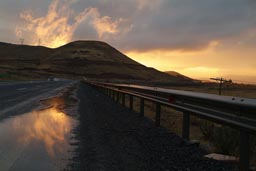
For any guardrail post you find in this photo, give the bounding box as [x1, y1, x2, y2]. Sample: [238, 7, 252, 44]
[155, 103, 161, 127]
[239, 130, 250, 171]
[113, 91, 116, 101]
[140, 98, 144, 117]
[111, 90, 114, 99]
[130, 95, 133, 110]
[182, 112, 190, 141]
[122, 93, 125, 106]
[117, 92, 120, 103]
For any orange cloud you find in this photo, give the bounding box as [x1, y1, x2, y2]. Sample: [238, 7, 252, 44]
[93, 16, 120, 38]
[15, 0, 125, 48]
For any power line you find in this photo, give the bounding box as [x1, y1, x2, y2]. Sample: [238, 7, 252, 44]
[210, 77, 232, 95]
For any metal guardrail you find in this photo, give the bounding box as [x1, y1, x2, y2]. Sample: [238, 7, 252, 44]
[87, 81, 256, 171]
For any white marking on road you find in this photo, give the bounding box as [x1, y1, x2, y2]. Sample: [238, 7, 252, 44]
[16, 88, 27, 91]
[0, 83, 73, 115]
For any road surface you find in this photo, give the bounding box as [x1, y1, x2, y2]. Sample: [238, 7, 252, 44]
[0, 80, 77, 171]
[0, 80, 73, 120]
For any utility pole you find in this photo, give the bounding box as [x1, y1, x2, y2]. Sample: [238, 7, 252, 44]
[210, 77, 232, 95]
[38, 38, 41, 46]
[20, 38, 24, 45]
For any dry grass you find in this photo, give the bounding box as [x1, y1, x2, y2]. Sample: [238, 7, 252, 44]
[112, 85, 256, 166]
[166, 83, 256, 98]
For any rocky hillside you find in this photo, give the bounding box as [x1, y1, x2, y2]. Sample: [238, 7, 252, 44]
[0, 41, 192, 83]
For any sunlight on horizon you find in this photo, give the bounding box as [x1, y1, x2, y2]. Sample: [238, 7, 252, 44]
[125, 48, 256, 84]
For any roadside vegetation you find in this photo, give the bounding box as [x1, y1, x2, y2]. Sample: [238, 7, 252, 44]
[118, 83, 256, 167]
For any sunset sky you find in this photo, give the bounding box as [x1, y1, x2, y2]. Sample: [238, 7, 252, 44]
[0, 0, 255, 83]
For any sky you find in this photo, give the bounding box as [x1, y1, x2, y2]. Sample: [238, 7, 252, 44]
[0, 0, 256, 83]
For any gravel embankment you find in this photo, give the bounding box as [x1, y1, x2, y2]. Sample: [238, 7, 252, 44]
[73, 83, 235, 171]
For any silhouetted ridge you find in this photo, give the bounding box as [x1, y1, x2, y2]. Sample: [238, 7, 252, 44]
[0, 40, 193, 83]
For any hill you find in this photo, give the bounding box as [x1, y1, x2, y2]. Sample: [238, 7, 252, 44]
[0, 41, 192, 83]
[165, 71, 192, 80]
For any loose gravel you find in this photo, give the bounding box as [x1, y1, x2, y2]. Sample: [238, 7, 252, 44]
[71, 83, 235, 171]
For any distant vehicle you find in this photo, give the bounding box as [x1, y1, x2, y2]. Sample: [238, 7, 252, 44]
[48, 76, 54, 81]
[47, 76, 59, 81]
[53, 77, 60, 81]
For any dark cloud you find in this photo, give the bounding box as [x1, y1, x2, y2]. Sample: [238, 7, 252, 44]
[112, 0, 256, 51]
[73, 22, 98, 40]
[0, 0, 256, 51]
[0, 28, 16, 43]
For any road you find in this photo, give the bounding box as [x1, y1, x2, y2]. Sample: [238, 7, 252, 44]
[0, 80, 73, 119]
[0, 80, 78, 171]
[0, 81, 236, 171]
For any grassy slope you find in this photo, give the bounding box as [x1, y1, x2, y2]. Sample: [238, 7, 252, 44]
[0, 41, 192, 83]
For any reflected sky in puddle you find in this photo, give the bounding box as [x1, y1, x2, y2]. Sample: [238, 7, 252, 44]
[0, 108, 78, 171]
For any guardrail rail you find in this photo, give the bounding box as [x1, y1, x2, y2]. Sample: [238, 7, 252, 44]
[87, 81, 256, 171]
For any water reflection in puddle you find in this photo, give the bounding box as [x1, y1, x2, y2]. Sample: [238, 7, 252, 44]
[0, 108, 78, 171]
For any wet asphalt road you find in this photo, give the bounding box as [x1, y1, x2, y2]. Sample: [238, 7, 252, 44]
[0, 80, 72, 119]
[0, 80, 77, 171]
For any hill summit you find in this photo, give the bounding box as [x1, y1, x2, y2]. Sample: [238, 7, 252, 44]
[0, 40, 192, 83]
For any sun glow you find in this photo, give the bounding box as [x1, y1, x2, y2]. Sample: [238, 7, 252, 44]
[125, 46, 256, 82]
[125, 47, 219, 79]
[182, 66, 220, 78]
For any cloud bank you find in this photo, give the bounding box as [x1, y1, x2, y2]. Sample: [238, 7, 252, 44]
[3, 0, 254, 51]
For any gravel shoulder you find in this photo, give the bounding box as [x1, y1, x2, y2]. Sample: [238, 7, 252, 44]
[74, 83, 235, 171]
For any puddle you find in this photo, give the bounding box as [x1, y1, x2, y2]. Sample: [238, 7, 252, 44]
[0, 108, 78, 171]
